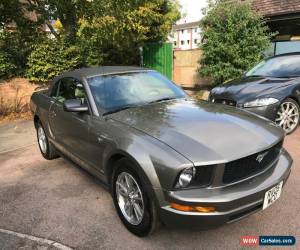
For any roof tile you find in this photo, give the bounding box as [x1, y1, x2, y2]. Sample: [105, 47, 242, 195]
[252, 0, 300, 16]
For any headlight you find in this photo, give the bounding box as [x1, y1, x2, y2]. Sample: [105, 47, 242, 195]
[243, 98, 279, 108]
[176, 166, 196, 188]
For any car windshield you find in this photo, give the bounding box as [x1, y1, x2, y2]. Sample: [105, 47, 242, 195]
[88, 71, 186, 114]
[246, 55, 300, 78]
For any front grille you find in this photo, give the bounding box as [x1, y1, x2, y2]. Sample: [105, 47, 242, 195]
[214, 98, 237, 106]
[192, 165, 214, 187]
[223, 141, 283, 184]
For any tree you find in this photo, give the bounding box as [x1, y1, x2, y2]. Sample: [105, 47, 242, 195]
[1, 0, 180, 80]
[23, 0, 181, 81]
[198, 0, 273, 85]
[25, 0, 180, 45]
[78, 0, 181, 65]
[25, 0, 90, 42]
[0, 0, 42, 78]
[0, 0, 28, 29]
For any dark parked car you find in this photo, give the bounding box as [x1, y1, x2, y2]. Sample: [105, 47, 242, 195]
[210, 53, 300, 134]
[30, 67, 292, 236]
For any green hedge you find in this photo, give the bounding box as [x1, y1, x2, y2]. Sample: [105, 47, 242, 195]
[26, 40, 83, 82]
[0, 31, 39, 78]
[0, 52, 17, 79]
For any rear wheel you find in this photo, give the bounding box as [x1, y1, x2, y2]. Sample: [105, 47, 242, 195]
[36, 121, 59, 160]
[275, 98, 300, 134]
[112, 159, 158, 237]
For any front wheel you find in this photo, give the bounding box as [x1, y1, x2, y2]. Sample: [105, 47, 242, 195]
[275, 98, 300, 134]
[112, 159, 158, 237]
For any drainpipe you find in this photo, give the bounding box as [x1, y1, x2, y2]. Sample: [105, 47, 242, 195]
[177, 30, 180, 49]
[190, 28, 193, 49]
[139, 46, 143, 67]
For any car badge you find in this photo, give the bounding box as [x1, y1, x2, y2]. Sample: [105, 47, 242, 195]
[256, 152, 268, 163]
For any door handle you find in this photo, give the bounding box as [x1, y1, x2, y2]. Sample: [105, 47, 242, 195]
[97, 134, 112, 142]
[50, 111, 56, 118]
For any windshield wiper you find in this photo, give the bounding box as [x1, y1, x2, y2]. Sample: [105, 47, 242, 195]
[103, 97, 178, 115]
[149, 97, 177, 104]
[248, 75, 300, 79]
[103, 104, 139, 116]
[277, 75, 300, 78]
[245, 75, 266, 78]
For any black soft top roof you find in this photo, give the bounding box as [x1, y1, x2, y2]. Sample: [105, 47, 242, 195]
[55, 66, 152, 81]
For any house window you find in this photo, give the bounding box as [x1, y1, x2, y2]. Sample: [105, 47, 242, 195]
[194, 28, 198, 33]
[187, 40, 190, 45]
[181, 40, 185, 45]
[194, 39, 198, 44]
[174, 41, 177, 46]
[181, 29, 184, 34]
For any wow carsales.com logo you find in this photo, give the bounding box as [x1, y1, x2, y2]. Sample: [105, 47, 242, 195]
[240, 236, 296, 246]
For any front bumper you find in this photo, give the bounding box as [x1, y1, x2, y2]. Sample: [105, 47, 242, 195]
[243, 103, 280, 121]
[159, 149, 292, 229]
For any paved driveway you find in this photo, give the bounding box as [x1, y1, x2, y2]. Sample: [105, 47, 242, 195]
[0, 120, 299, 249]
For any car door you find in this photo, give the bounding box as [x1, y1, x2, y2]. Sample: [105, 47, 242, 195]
[49, 77, 92, 162]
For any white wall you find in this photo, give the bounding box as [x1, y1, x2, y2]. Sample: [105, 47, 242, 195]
[171, 27, 201, 50]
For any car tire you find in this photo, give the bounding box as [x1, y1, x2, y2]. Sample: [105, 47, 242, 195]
[112, 158, 158, 237]
[275, 98, 300, 134]
[36, 121, 59, 160]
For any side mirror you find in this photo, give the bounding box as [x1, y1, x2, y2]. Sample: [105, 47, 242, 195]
[242, 71, 248, 78]
[63, 99, 88, 113]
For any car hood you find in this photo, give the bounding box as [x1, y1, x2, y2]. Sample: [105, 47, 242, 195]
[109, 99, 284, 164]
[211, 77, 297, 103]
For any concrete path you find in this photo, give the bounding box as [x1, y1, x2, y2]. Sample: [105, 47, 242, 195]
[0, 228, 72, 250]
[0, 120, 35, 153]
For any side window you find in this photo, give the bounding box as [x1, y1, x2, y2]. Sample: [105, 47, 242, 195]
[50, 80, 60, 97]
[55, 78, 87, 104]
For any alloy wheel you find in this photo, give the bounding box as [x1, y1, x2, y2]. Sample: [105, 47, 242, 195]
[275, 101, 299, 133]
[116, 172, 144, 225]
[38, 126, 47, 154]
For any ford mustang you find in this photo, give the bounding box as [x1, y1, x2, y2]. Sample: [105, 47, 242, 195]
[30, 66, 292, 236]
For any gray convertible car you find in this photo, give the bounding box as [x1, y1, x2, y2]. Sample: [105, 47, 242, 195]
[30, 67, 292, 236]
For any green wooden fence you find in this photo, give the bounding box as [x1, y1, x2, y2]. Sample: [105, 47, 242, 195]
[142, 43, 173, 80]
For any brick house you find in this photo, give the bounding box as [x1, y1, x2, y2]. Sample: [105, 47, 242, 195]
[252, 0, 300, 55]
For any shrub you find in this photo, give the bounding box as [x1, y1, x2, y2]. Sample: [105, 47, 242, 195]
[0, 85, 26, 116]
[0, 79, 37, 120]
[0, 31, 39, 78]
[26, 40, 83, 82]
[0, 52, 16, 79]
[199, 1, 273, 85]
